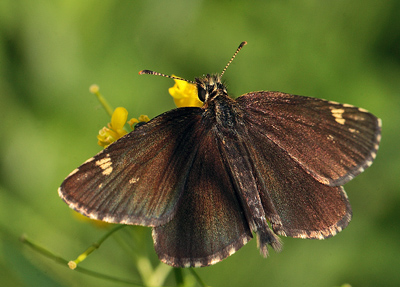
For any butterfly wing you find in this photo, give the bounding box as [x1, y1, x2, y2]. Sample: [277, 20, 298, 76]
[235, 91, 380, 238]
[237, 91, 381, 186]
[59, 108, 203, 226]
[152, 126, 253, 267]
[246, 126, 352, 239]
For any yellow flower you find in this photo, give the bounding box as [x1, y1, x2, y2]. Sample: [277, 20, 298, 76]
[97, 107, 129, 148]
[168, 75, 203, 108]
[96, 75, 200, 149]
[128, 115, 150, 130]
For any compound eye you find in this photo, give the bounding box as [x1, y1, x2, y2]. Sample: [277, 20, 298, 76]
[198, 87, 207, 102]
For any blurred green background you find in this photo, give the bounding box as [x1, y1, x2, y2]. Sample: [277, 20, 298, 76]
[1, 0, 399, 286]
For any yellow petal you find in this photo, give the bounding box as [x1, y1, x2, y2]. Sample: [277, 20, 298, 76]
[138, 115, 150, 122]
[173, 97, 203, 108]
[110, 107, 128, 130]
[128, 115, 150, 130]
[97, 127, 118, 148]
[127, 118, 139, 130]
[168, 76, 202, 108]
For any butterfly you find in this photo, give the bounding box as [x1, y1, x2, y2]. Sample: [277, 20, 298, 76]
[59, 42, 381, 267]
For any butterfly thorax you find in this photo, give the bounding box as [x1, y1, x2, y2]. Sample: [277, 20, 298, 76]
[196, 74, 243, 132]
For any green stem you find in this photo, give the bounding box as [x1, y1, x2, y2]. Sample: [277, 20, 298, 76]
[69, 224, 126, 268]
[174, 268, 184, 287]
[20, 234, 143, 286]
[115, 227, 173, 287]
[90, 84, 114, 117]
[148, 263, 172, 286]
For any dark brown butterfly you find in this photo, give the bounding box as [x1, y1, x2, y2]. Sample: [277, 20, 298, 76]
[59, 42, 381, 267]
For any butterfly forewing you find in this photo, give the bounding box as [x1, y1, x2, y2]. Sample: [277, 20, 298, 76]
[237, 92, 381, 186]
[153, 126, 253, 268]
[59, 108, 203, 226]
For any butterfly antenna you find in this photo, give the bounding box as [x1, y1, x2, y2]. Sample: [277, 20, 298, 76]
[139, 70, 196, 84]
[220, 41, 247, 77]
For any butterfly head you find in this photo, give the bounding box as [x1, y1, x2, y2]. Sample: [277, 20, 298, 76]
[195, 74, 227, 103]
[139, 42, 247, 106]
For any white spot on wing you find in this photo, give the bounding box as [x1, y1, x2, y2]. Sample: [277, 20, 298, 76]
[68, 168, 79, 177]
[358, 107, 369, 113]
[102, 166, 113, 175]
[328, 100, 340, 105]
[210, 256, 222, 266]
[57, 187, 64, 198]
[95, 157, 111, 167]
[348, 128, 357, 133]
[95, 156, 113, 175]
[84, 157, 95, 164]
[377, 118, 382, 128]
[228, 247, 236, 256]
[330, 108, 346, 125]
[103, 215, 116, 223]
[129, 177, 139, 184]
[298, 233, 307, 239]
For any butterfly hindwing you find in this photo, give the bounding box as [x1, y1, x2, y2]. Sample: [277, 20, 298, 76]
[59, 108, 203, 226]
[245, 124, 352, 239]
[152, 126, 253, 267]
[237, 91, 381, 186]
